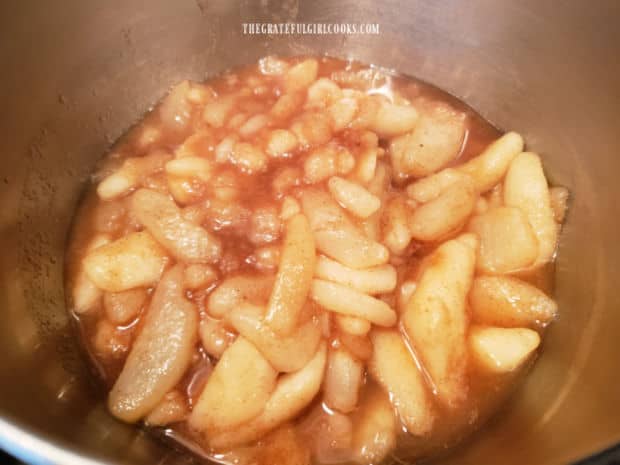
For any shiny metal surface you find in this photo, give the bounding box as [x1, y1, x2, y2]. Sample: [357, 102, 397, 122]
[0, 1, 618, 464]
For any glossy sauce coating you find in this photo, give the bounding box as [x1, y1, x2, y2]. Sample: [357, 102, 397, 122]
[65, 56, 563, 465]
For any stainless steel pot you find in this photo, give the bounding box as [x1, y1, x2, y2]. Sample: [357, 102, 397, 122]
[0, 0, 618, 464]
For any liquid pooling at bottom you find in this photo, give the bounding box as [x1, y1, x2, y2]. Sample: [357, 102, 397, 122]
[65, 55, 567, 465]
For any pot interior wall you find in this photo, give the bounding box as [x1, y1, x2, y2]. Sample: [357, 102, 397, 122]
[0, 0, 619, 464]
